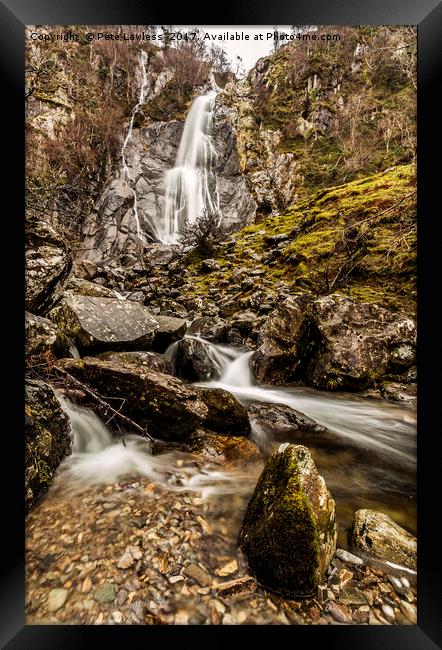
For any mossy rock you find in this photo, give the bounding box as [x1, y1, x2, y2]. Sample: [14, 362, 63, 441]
[239, 443, 337, 597]
[198, 388, 251, 437]
[25, 380, 72, 510]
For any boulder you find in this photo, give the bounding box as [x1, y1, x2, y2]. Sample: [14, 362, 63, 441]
[307, 295, 416, 390]
[49, 293, 159, 353]
[169, 337, 219, 382]
[239, 443, 337, 597]
[97, 351, 171, 375]
[158, 298, 188, 319]
[187, 317, 229, 343]
[25, 380, 72, 510]
[199, 388, 251, 436]
[201, 258, 221, 273]
[25, 216, 72, 314]
[152, 315, 187, 353]
[25, 312, 70, 360]
[66, 276, 122, 299]
[189, 430, 261, 467]
[250, 295, 310, 384]
[352, 509, 416, 571]
[58, 357, 208, 440]
[380, 382, 417, 408]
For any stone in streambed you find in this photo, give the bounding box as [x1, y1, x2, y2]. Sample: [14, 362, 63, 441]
[198, 388, 251, 436]
[189, 430, 261, 467]
[94, 583, 116, 604]
[352, 509, 416, 571]
[239, 443, 337, 597]
[58, 357, 208, 440]
[47, 588, 68, 612]
[170, 337, 220, 381]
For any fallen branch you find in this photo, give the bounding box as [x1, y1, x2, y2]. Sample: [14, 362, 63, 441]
[53, 366, 155, 446]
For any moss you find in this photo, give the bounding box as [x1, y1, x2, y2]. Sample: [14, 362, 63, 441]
[239, 446, 320, 597]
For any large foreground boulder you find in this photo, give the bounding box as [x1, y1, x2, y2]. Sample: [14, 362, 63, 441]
[25, 380, 72, 510]
[239, 443, 337, 597]
[49, 293, 159, 353]
[352, 509, 416, 571]
[97, 351, 171, 375]
[25, 217, 72, 314]
[250, 296, 310, 384]
[25, 312, 70, 360]
[58, 357, 208, 440]
[307, 295, 416, 390]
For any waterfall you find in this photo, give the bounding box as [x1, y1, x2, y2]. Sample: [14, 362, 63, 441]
[158, 91, 220, 244]
[120, 50, 150, 244]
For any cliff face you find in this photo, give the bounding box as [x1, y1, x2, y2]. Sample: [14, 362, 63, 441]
[220, 27, 416, 216]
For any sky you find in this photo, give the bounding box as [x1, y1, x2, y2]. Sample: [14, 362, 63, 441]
[177, 26, 297, 74]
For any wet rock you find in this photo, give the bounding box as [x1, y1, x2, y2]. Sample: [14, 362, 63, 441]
[94, 583, 116, 604]
[49, 293, 159, 353]
[247, 402, 327, 448]
[25, 216, 72, 314]
[187, 317, 229, 343]
[199, 388, 251, 436]
[251, 295, 310, 384]
[152, 315, 187, 352]
[190, 430, 261, 467]
[170, 337, 219, 381]
[58, 357, 208, 440]
[47, 588, 68, 612]
[25, 312, 70, 360]
[352, 509, 417, 571]
[380, 382, 417, 408]
[239, 444, 337, 597]
[97, 350, 171, 375]
[307, 295, 416, 390]
[25, 380, 72, 510]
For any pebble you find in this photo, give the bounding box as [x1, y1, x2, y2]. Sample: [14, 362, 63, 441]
[111, 610, 123, 624]
[327, 601, 353, 624]
[169, 575, 184, 584]
[94, 583, 116, 604]
[382, 604, 396, 622]
[216, 560, 238, 577]
[131, 600, 146, 622]
[399, 600, 417, 624]
[335, 549, 363, 566]
[81, 577, 92, 593]
[339, 586, 367, 606]
[183, 563, 211, 586]
[47, 588, 68, 612]
[117, 551, 134, 570]
[215, 576, 256, 599]
[116, 589, 128, 606]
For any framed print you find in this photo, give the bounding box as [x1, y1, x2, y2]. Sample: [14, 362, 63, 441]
[1, 0, 441, 647]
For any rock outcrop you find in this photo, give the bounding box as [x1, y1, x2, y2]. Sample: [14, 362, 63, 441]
[25, 217, 72, 315]
[239, 443, 337, 597]
[25, 380, 72, 510]
[58, 357, 209, 440]
[352, 509, 417, 571]
[25, 312, 70, 360]
[307, 295, 416, 390]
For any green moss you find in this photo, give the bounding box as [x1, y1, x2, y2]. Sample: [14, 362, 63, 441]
[239, 446, 320, 596]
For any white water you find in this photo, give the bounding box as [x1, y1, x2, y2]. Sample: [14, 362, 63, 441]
[57, 397, 249, 499]
[120, 50, 150, 244]
[158, 91, 220, 244]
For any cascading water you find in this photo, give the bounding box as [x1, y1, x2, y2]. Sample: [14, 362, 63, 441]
[120, 50, 150, 244]
[158, 91, 220, 244]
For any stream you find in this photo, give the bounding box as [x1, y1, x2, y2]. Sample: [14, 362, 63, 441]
[55, 337, 416, 549]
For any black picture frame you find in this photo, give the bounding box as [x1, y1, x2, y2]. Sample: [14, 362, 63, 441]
[2, 0, 441, 647]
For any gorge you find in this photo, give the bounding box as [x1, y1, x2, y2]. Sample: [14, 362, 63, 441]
[25, 25, 417, 626]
